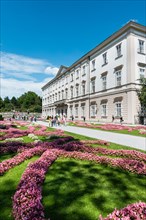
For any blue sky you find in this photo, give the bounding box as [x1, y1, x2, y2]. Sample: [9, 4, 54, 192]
[1, 0, 146, 98]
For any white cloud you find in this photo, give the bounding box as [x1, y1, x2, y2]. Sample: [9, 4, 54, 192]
[1, 51, 59, 80]
[0, 51, 59, 99]
[44, 66, 59, 75]
[0, 77, 44, 99]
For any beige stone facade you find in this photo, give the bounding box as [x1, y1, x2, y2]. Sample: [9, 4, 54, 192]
[42, 21, 146, 124]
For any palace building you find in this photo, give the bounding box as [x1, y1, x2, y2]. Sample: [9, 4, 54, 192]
[42, 21, 146, 124]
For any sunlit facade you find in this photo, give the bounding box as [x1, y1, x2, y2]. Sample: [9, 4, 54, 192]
[42, 21, 146, 124]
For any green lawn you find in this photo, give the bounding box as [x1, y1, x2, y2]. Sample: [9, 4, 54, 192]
[42, 158, 146, 220]
[0, 125, 146, 220]
[0, 156, 39, 220]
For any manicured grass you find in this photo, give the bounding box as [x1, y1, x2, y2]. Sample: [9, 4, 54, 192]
[18, 126, 28, 130]
[0, 156, 39, 220]
[0, 153, 16, 162]
[1, 123, 145, 220]
[22, 135, 34, 143]
[42, 158, 146, 220]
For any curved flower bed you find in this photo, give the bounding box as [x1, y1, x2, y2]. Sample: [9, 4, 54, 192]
[1, 121, 146, 219]
[62, 141, 146, 162]
[0, 141, 30, 154]
[61, 151, 146, 175]
[12, 149, 59, 220]
[12, 148, 146, 220]
[99, 202, 146, 220]
[0, 146, 48, 175]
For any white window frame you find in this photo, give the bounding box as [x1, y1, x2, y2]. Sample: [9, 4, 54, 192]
[138, 39, 144, 53]
[82, 65, 86, 75]
[116, 70, 121, 86]
[62, 90, 64, 100]
[115, 102, 122, 117]
[103, 52, 107, 65]
[90, 105, 96, 117]
[139, 68, 145, 78]
[81, 106, 85, 116]
[65, 89, 68, 99]
[70, 73, 73, 82]
[101, 104, 107, 116]
[75, 107, 78, 116]
[76, 85, 79, 97]
[70, 87, 73, 98]
[91, 79, 95, 93]
[102, 76, 107, 90]
[116, 43, 122, 57]
[82, 82, 86, 95]
[76, 69, 79, 78]
[92, 60, 95, 71]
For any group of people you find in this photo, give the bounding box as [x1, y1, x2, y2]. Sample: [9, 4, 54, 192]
[47, 115, 67, 127]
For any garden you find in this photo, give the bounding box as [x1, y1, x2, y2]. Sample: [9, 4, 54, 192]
[68, 121, 146, 137]
[0, 120, 146, 220]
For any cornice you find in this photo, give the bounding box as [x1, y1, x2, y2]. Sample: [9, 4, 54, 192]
[42, 21, 146, 90]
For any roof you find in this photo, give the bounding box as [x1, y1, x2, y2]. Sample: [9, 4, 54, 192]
[42, 21, 146, 90]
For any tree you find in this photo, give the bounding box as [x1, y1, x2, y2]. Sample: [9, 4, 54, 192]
[137, 78, 146, 111]
[1, 92, 42, 113]
[17, 91, 42, 112]
[0, 97, 5, 112]
[11, 97, 19, 110]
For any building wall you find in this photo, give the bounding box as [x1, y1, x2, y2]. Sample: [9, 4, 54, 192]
[42, 22, 146, 124]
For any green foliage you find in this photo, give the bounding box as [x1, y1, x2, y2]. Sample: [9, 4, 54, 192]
[0, 91, 42, 113]
[0, 115, 4, 121]
[137, 78, 146, 109]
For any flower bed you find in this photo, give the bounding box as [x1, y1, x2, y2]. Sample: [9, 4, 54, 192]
[1, 121, 146, 219]
[99, 202, 146, 220]
[12, 149, 59, 220]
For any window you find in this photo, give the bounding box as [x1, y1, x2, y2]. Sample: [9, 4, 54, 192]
[102, 53, 107, 65]
[91, 60, 96, 71]
[81, 106, 85, 116]
[58, 92, 60, 100]
[66, 76, 68, 84]
[82, 65, 86, 75]
[90, 105, 96, 117]
[102, 104, 107, 116]
[102, 76, 107, 90]
[139, 68, 145, 78]
[55, 93, 57, 101]
[91, 79, 95, 93]
[82, 82, 86, 95]
[76, 70, 79, 78]
[70, 73, 73, 82]
[76, 85, 79, 97]
[116, 70, 121, 86]
[65, 89, 68, 99]
[116, 44, 122, 57]
[75, 107, 78, 116]
[138, 40, 144, 53]
[70, 87, 73, 98]
[115, 102, 122, 116]
[62, 90, 64, 99]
